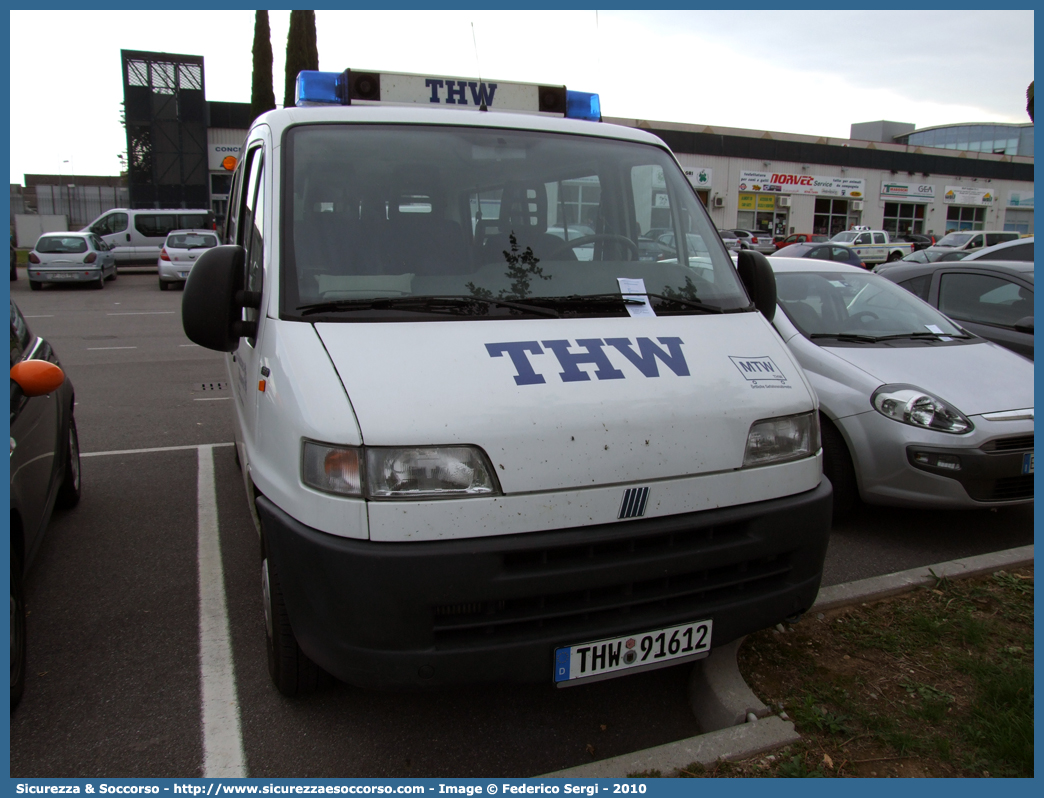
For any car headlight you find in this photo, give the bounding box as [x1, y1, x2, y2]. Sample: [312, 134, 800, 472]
[301, 441, 499, 499]
[871, 384, 972, 434]
[743, 411, 820, 467]
[367, 446, 498, 498]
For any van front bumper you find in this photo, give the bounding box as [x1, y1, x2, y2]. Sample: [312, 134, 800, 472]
[256, 480, 832, 689]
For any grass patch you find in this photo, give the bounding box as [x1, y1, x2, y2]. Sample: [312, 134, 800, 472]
[682, 567, 1033, 778]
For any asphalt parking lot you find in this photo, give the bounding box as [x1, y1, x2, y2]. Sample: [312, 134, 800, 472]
[9, 269, 1034, 777]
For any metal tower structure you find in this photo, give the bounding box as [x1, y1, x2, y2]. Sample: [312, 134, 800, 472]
[121, 50, 209, 209]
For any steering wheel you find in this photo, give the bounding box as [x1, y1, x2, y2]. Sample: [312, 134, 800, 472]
[548, 234, 640, 260]
[851, 310, 879, 321]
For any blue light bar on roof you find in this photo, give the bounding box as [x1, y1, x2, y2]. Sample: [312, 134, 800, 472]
[566, 91, 601, 122]
[296, 71, 346, 106]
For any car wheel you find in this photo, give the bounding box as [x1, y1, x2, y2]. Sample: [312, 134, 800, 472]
[92, 274, 104, 290]
[887, 251, 902, 262]
[106, 267, 117, 282]
[821, 415, 858, 521]
[159, 280, 169, 291]
[11, 548, 26, 711]
[55, 413, 82, 509]
[263, 555, 325, 696]
[29, 280, 41, 291]
[10, 265, 16, 282]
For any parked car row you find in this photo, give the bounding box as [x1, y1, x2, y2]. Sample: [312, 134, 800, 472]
[767, 254, 1034, 520]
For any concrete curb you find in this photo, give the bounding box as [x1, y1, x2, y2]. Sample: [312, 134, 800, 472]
[541, 544, 1033, 779]
[812, 544, 1034, 612]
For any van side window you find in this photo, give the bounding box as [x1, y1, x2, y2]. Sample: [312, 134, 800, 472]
[93, 212, 128, 236]
[135, 214, 177, 238]
[179, 213, 210, 230]
[240, 148, 265, 345]
[968, 234, 984, 249]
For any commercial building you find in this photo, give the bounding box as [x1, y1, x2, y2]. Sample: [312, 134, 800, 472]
[608, 117, 1033, 237]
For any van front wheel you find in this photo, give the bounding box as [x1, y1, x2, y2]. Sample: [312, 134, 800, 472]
[262, 557, 325, 696]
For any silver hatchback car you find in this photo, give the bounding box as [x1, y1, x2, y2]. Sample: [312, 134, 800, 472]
[769, 256, 1034, 517]
[158, 229, 220, 290]
[27, 232, 117, 290]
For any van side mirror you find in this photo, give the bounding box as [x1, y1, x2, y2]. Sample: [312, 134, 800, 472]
[736, 250, 776, 321]
[182, 245, 252, 351]
[1014, 316, 1033, 334]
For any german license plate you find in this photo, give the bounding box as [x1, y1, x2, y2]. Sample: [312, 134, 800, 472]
[554, 619, 712, 686]
[179, 271, 189, 278]
[1023, 452, 1033, 474]
[49, 273, 76, 279]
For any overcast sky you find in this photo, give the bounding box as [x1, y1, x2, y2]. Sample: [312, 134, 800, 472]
[8, 9, 1034, 185]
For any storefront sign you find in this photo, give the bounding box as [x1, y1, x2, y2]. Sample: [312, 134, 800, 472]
[738, 193, 755, 210]
[1008, 191, 1033, 208]
[943, 186, 995, 205]
[684, 168, 713, 189]
[880, 181, 935, 201]
[738, 192, 784, 211]
[209, 143, 243, 172]
[738, 171, 865, 198]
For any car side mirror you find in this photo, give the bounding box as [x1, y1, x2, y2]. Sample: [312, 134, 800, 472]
[10, 360, 65, 397]
[1014, 316, 1033, 334]
[182, 245, 254, 351]
[736, 250, 776, 321]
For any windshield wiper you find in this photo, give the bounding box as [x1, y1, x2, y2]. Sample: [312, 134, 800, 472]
[810, 331, 971, 343]
[296, 295, 560, 318]
[644, 293, 729, 314]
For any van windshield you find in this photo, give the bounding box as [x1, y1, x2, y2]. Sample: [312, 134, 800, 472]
[936, 232, 974, 247]
[282, 125, 750, 320]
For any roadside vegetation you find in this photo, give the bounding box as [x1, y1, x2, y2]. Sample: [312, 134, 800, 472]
[640, 567, 1033, 778]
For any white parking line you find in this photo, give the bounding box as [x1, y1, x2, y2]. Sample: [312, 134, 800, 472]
[81, 442, 234, 458]
[197, 444, 247, 778]
[87, 346, 137, 351]
[107, 311, 177, 316]
[195, 397, 230, 401]
[24, 315, 54, 318]
[180, 344, 200, 348]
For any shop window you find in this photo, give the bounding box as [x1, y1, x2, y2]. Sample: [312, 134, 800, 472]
[813, 198, 855, 236]
[1004, 209, 1033, 236]
[945, 206, 985, 232]
[883, 202, 925, 235]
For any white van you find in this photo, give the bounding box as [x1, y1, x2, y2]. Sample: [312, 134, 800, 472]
[927, 229, 1019, 258]
[84, 208, 214, 264]
[182, 69, 832, 696]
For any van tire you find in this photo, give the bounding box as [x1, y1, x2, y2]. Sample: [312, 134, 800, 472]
[821, 414, 858, 522]
[263, 556, 324, 696]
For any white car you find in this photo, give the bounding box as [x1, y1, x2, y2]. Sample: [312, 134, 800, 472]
[27, 232, 117, 290]
[769, 256, 1034, 517]
[158, 229, 220, 290]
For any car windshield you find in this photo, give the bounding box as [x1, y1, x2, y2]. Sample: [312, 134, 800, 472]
[777, 271, 965, 340]
[36, 236, 87, 254]
[167, 233, 218, 249]
[936, 232, 973, 247]
[283, 125, 749, 319]
[829, 232, 858, 243]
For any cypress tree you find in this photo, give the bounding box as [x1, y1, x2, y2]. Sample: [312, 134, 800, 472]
[284, 10, 319, 108]
[251, 11, 276, 119]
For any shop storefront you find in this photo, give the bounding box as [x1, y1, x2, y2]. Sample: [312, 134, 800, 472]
[738, 171, 865, 236]
[1005, 191, 1033, 234]
[880, 181, 935, 235]
[943, 186, 994, 232]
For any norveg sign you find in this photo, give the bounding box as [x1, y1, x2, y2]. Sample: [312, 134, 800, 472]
[738, 171, 865, 197]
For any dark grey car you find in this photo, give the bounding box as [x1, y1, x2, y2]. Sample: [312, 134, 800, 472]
[10, 300, 81, 708]
[878, 260, 1033, 359]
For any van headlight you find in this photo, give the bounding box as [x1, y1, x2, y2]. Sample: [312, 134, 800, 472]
[743, 412, 820, 467]
[871, 385, 972, 434]
[301, 441, 500, 499]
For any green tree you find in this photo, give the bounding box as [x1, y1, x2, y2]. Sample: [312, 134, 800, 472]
[284, 10, 319, 108]
[1027, 81, 1034, 122]
[251, 11, 276, 119]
